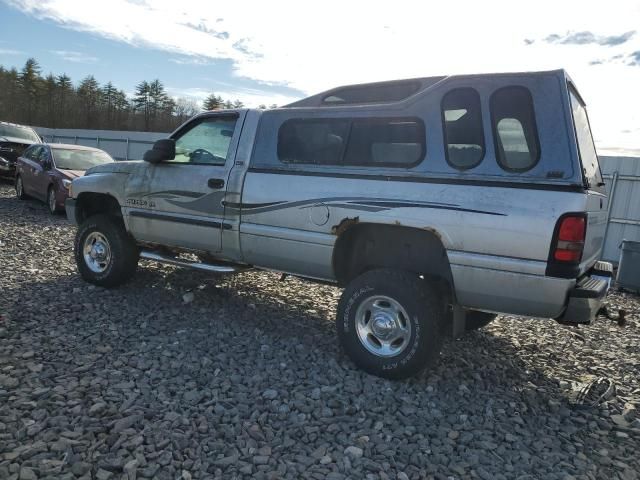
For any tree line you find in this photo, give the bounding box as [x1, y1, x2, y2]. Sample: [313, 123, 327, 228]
[0, 58, 254, 133]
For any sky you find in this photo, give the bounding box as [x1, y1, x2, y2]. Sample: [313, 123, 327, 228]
[0, 0, 639, 155]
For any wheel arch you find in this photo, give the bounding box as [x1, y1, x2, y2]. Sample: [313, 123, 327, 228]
[75, 192, 123, 225]
[332, 222, 454, 293]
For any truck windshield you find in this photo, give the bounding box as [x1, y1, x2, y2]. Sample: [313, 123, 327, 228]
[569, 87, 604, 193]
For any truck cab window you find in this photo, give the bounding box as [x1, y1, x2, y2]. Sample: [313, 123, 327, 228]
[172, 116, 237, 165]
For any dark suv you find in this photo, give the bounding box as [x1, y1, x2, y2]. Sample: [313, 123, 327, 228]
[0, 122, 42, 179]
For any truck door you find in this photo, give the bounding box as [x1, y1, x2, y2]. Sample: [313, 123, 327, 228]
[124, 111, 245, 254]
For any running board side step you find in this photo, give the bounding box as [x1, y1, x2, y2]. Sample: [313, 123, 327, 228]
[140, 250, 245, 273]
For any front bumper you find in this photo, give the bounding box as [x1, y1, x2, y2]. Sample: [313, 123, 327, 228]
[65, 198, 78, 224]
[556, 261, 613, 324]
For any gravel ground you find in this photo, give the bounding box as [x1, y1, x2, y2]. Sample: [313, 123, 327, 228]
[1, 181, 639, 480]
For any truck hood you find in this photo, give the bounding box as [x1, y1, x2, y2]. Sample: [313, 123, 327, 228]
[85, 160, 143, 175]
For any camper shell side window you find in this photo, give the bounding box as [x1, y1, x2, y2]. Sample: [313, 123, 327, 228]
[277, 117, 426, 168]
[490, 86, 540, 173]
[441, 88, 485, 171]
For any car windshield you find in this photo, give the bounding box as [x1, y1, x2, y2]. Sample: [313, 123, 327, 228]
[52, 148, 114, 170]
[0, 124, 40, 143]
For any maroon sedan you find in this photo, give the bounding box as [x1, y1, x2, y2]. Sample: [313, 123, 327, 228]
[15, 143, 114, 214]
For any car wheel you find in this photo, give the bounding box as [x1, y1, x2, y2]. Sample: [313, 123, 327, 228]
[47, 186, 59, 214]
[74, 214, 139, 287]
[15, 175, 27, 200]
[336, 268, 445, 379]
[465, 311, 497, 331]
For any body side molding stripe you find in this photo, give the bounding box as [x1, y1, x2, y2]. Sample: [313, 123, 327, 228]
[246, 167, 585, 192]
[129, 210, 232, 230]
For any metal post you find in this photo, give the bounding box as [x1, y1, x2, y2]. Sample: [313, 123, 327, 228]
[603, 171, 619, 251]
[96, 137, 100, 148]
[74, 135, 78, 145]
[125, 138, 130, 161]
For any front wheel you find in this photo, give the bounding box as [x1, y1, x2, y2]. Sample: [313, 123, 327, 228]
[336, 269, 444, 379]
[74, 214, 139, 287]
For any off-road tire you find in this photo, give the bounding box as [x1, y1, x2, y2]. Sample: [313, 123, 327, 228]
[15, 175, 28, 199]
[74, 214, 139, 287]
[465, 311, 497, 331]
[337, 269, 444, 379]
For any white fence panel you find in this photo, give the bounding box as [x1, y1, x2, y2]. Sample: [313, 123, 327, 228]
[34, 127, 166, 161]
[600, 156, 640, 263]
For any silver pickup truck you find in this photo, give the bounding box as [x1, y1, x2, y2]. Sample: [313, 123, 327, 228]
[66, 69, 612, 378]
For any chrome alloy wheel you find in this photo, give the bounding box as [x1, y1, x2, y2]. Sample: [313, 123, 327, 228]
[355, 295, 412, 357]
[83, 232, 112, 273]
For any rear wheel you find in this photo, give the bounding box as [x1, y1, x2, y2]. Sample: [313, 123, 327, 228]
[337, 269, 444, 379]
[15, 175, 27, 200]
[74, 214, 139, 287]
[48, 186, 59, 214]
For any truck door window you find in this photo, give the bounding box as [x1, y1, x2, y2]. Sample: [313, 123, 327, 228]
[490, 86, 540, 172]
[441, 88, 485, 170]
[172, 116, 237, 165]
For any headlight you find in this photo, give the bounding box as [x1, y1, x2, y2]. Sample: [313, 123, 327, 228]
[0, 157, 8, 166]
[63, 179, 72, 189]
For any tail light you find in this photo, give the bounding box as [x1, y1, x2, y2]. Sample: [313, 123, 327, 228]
[552, 214, 586, 263]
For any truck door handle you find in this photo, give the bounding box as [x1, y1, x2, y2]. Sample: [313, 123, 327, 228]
[208, 178, 225, 189]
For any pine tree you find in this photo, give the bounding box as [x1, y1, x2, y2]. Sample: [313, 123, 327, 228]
[102, 81, 118, 129]
[203, 93, 222, 111]
[56, 74, 73, 127]
[19, 58, 43, 124]
[77, 75, 102, 128]
[43, 73, 57, 127]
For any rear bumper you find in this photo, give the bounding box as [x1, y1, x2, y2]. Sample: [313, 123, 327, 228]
[556, 261, 612, 324]
[65, 198, 78, 224]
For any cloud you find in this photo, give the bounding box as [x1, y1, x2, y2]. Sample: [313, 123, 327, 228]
[543, 30, 635, 46]
[4, 0, 640, 152]
[629, 51, 640, 66]
[0, 48, 25, 55]
[51, 50, 98, 63]
[166, 86, 300, 108]
[169, 56, 215, 66]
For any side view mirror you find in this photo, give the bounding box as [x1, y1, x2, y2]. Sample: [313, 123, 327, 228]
[144, 139, 175, 163]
